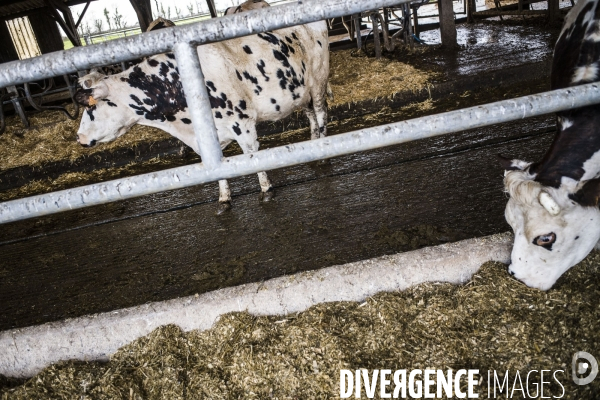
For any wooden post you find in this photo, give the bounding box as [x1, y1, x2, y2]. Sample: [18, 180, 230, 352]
[438, 0, 457, 48]
[548, 0, 559, 23]
[129, 0, 153, 32]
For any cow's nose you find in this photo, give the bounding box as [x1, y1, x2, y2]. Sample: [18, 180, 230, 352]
[508, 267, 516, 276]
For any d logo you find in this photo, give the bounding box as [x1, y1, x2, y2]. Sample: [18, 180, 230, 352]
[572, 352, 598, 385]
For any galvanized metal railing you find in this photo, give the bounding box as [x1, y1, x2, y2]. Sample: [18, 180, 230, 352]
[0, 0, 599, 224]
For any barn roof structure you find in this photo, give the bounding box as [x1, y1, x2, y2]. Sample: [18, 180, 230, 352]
[0, 0, 218, 63]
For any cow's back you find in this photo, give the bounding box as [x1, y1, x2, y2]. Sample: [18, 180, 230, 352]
[552, 0, 600, 90]
[198, 21, 329, 124]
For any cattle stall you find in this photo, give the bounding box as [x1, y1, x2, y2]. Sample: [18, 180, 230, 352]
[1, 0, 600, 397]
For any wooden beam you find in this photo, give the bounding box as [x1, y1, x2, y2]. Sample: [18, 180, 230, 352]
[438, 0, 457, 48]
[206, 0, 217, 18]
[129, 0, 153, 32]
[44, 0, 82, 47]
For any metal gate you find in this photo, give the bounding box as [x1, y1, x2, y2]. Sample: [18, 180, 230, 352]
[0, 0, 599, 224]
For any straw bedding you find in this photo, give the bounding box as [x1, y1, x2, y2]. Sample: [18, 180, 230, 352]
[1, 252, 599, 399]
[0, 47, 435, 172]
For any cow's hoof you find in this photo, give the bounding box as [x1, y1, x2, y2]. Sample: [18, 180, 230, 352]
[216, 201, 232, 215]
[260, 188, 275, 202]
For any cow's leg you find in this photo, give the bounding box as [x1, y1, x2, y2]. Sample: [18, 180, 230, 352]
[239, 133, 274, 202]
[217, 179, 232, 215]
[313, 92, 328, 139]
[304, 106, 320, 140]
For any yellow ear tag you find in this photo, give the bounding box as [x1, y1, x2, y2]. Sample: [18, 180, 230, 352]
[88, 96, 97, 106]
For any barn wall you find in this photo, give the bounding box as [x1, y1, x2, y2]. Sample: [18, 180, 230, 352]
[28, 8, 64, 54]
[0, 20, 19, 63]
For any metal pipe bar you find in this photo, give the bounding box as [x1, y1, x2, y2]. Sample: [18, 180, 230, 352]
[173, 42, 223, 169]
[1, 82, 599, 224]
[472, 9, 547, 15]
[0, 0, 410, 88]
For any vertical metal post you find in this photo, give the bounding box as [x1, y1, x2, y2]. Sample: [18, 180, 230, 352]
[371, 13, 381, 58]
[354, 14, 362, 50]
[7, 86, 29, 129]
[173, 42, 223, 169]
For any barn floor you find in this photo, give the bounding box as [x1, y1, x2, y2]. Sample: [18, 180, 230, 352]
[2, 257, 599, 398]
[0, 19, 563, 331]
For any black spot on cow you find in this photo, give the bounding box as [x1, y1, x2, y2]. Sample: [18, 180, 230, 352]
[243, 71, 259, 85]
[166, 61, 175, 69]
[181, 118, 192, 124]
[159, 62, 170, 77]
[285, 36, 293, 43]
[239, 100, 247, 110]
[106, 101, 118, 107]
[166, 115, 176, 122]
[166, 53, 175, 59]
[171, 71, 179, 80]
[257, 60, 269, 81]
[123, 65, 187, 122]
[232, 122, 242, 135]
[236, 70, 243, 81]
[86, 106, 96, 120]
[220, 92, 228, 102]
[227, 111, 234, 116]
[254, 85, 263, 94]
[270, 98, 277, 104]
[275, 105, 280, 111]
[148, 59, 160, 67]
[130, 94, 143, 105]
[273, 50, 290, 68]
[243, 45, 253, 54]
[234, 106, 250, 119]
[258, 32, 280, 45]
[215, 111, 223, 119]
[317, 40, 322, 47]
[292, 32, 298, 40]
[301, 61, 306, 72]
[227, 100, 233, 110]
[206, 81, 217, 92]
[276, 69, 288, 90]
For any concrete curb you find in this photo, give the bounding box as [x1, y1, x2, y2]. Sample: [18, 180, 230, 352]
[0, 232, 513, 378]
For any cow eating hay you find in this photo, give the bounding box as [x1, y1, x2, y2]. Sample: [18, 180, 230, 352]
[499, 0, 600, 290]
[75, 2, 329, 214]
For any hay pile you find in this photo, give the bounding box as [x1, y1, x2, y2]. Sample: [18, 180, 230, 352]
[0, 106, 169, 171]
[2, 253, 599, 399]
[0, 156, 188, 202]
[329, 49, 434, 107]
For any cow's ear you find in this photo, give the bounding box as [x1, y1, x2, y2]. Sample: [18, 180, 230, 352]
[497, 154, 531, 171]
[569, 179, 600, 207]
[90, 81, 109, 100]
[75, 89, 94, 107]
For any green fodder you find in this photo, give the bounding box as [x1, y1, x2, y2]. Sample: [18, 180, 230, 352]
[2, 254, 600, 399]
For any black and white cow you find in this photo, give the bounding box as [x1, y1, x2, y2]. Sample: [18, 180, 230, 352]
[499, 0, 600, 290]
[224, 0, 269, 15]
[75, 4, 329, 213]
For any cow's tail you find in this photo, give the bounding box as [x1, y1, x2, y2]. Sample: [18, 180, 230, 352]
[326, 83, 334, 102]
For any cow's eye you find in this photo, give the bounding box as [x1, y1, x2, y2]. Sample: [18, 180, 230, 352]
[533, 232, 556, 250]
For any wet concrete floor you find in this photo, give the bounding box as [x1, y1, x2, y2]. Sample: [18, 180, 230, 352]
[0, 21, 561, 330]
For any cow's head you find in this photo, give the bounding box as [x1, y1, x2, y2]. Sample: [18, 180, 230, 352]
[75, 70, 137, 147]
[501, 157, 600, 290]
